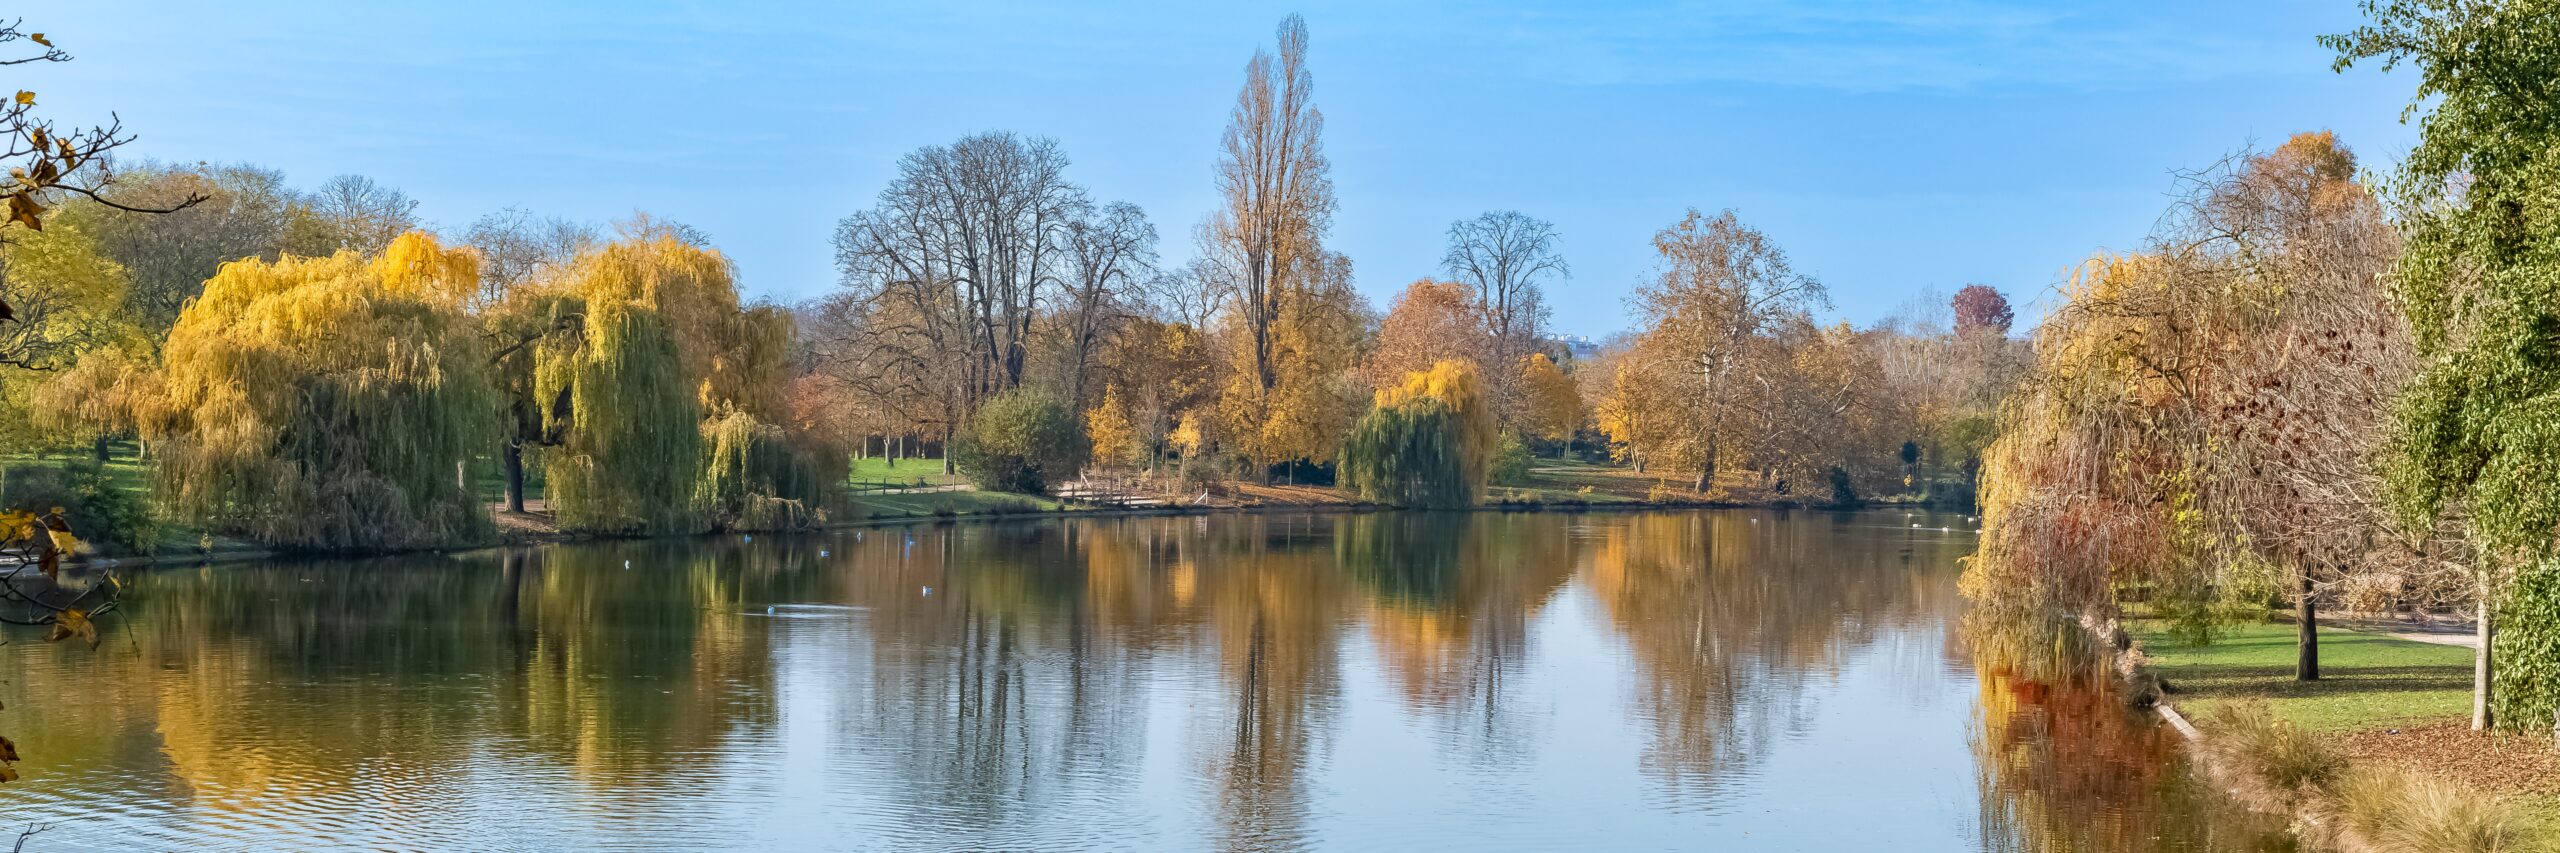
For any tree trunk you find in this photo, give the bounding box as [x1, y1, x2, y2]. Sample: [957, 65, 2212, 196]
[502, 440, 526, 514]
[2477, 592, 2495, 731]
[943, 427, 956, 476]
[92, 435, 110, 463]
[2296, 572, 2320, 681]
[889, 434, 901, 468]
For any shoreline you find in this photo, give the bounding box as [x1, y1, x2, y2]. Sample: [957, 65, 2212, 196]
[49, 494, 1960, 573]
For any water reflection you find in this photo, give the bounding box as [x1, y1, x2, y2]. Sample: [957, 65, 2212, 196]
[0, 510, 2289, 850]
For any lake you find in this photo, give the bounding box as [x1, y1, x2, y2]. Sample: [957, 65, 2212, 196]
[0, 509, 2292, 851]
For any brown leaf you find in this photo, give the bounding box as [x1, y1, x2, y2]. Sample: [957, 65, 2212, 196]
[0, 735, 19, 762]
[28, 34, 49, 47]
[6, 192, 41, 230]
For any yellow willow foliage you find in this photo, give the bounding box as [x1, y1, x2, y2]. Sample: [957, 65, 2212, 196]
[154, 232, 496, 550]
[1341, 359, 1498, 506]
[1965, 252, 2249, 642]
[535, 237, 799, 534]
[1517, 352, 1580, 442]
[695, 409, 827, 532]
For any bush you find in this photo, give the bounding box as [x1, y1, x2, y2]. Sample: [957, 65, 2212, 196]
[953, 389, 1088, 495]
[1491, 433, 1532, 486]
[0, 461, 156, 556]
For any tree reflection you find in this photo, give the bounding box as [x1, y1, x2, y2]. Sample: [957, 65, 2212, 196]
[0, 511, 2290, 849]
[1584, 512, 1945, 799]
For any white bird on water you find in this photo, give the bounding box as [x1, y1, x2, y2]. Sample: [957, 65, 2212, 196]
[622, 560, 631, 570]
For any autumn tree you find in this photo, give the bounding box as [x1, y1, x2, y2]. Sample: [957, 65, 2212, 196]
[2331, 0, 2560, 731]
[1364, 279, 1481, 389]
[1949, 284, 2013, 338]
[1341, 360, 1497, 508]
[153, 233, 496, 550]
[1615, 209, 1829, 492]
[534, 232, 806, 534]
[1517, 352, 1581, 446]
[1203, 15, 1341, 476]
[1086, 384, 1144, 468]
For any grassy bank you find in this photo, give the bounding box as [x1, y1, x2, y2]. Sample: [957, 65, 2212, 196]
[2134, 620, 2472, 732]
[2136, 615, 2560, 848]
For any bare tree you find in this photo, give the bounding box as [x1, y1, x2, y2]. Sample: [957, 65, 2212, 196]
[464, 206, 597, 311]
[1443, 211, 1564, 347]
[1444, 210, 1565, 425]
[290, 174, 418, 256]
[1058, 201, 1157, 406]
[832, 132, 1084, 467]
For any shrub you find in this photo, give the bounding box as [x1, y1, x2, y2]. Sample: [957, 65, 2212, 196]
[953, 389, 1088, 495]
[1491, 432, 1532, 486]
[2200, 701, 2345, 799]
[0, 461, 156, 556]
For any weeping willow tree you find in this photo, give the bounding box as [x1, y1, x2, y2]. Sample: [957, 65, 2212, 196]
[1340, 360, 1496, 508]
[154, 233, 495, 550]
[534, 236, 816, 534]
[696, 409, 831, 531]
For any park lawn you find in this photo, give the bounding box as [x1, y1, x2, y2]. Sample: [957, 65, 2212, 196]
[1516, 457, 1677, 501]
[845, 455, 964, 489]
[2133, 617, 2473, 732]
[851, 489, 1063, 519]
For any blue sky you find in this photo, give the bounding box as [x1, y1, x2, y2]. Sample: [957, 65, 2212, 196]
[32, 1, 2418, 337]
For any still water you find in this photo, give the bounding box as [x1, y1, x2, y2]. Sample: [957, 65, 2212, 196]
[0, 509, 2290, 851]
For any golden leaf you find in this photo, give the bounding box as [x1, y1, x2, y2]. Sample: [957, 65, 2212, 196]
[28, 33, 48, 47]
[44, 608, 95, 648]
[6, 193, 41, 230]
[12, 91, 30, 106]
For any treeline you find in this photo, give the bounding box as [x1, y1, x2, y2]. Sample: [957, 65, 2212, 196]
[1972, 1, 2560, 738]
[0, 14, 2026, 554]
[801, 15, 2022, 510]
[0, 160, 834, 550]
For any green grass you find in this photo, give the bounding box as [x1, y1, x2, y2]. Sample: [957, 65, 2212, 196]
[844, 455, 963, 489]
[850, 489, 1063, 518]
[2135, 617, 2474, 732]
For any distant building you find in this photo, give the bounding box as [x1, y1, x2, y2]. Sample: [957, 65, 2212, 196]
[1555, 334, 1603, 363]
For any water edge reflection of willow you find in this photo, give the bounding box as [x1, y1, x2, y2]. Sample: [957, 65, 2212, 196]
[0, 509, 2297, 850]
